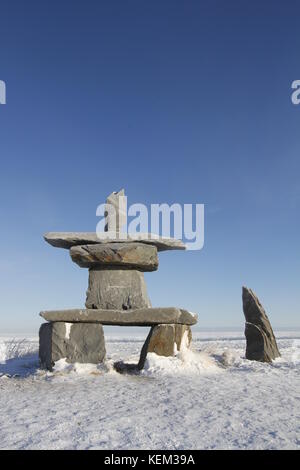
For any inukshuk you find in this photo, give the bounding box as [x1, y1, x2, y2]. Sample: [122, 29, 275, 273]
[39, 190, 198, 371]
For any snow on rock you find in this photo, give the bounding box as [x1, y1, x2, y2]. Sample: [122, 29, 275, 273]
[65, 323, 72, 340]
[188, 311, 198, 318]
[143, 331, 222, 376]
[220, 348, 240, 367]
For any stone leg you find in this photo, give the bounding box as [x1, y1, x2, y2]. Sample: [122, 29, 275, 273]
[138, 324, 192, 369]
[85, 268, 151, 310]
[39, 322, 106, 371]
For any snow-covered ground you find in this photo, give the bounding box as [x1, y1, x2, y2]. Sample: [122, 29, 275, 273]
[0, 329, 299, 450]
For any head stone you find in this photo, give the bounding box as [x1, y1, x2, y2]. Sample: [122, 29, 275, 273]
[104, 189, 126, 233]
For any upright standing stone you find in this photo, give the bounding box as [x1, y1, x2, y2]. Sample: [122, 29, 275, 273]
[39, 322, 106, 370]
[138, 324, 192, 369]
[242, 286, 280, 362]
[104, 189, 126, 233]
[85, 268, 151, 310]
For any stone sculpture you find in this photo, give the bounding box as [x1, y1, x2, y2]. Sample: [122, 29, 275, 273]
[39, 190, 197, 371]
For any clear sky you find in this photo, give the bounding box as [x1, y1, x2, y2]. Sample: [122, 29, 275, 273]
[0, 1, 299, 334]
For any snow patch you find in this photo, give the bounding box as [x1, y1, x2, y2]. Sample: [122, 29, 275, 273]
[0, 342, 6, 363]
[0, 339, 37, 363]
[188, 311, 198, 318]
[221, 348, 240, 367]
[180, 330, 189, 349]
[52, 358, 111, 376]
[143, 348, 221, 376]
[65, 323, 72, 340]
[0, 333, 299, 450]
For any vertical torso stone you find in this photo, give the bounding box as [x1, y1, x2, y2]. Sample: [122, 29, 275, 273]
[85, 268, 152, 310]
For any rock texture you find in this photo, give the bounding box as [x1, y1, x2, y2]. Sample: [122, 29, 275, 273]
[39, 322, 106, 370]
[104, 189, 126, 233]
[44, 232, 186, 251]
[148, 324, 192, 355]
[138, 324, 192, 369]
[40, 307, 198, 326]
[242, 286, 280, 362]
[85, 268, 151, 310]
[70, 242, 158, 271]
[40, 189, 197, 370]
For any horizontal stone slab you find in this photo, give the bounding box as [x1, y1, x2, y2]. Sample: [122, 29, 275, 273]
[44, 232, 186, 252]
[40, 307, 198, 326]
[70, 242, 158, 271]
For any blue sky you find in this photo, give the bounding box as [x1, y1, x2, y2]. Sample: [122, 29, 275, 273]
[0, 1, 299, 333]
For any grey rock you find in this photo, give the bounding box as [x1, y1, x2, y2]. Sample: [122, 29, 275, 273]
[242, 286, 280, 362]
[113, 361, 140, 375]
[70, 242, 158, 271]
[104, 189, 127, 233]
[138, 324, 192, 369]
[85, 268, 151, 310]
[39, 322, 106, 370]
[40, 307, 198, 326]
[44, 232, 186, 251]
